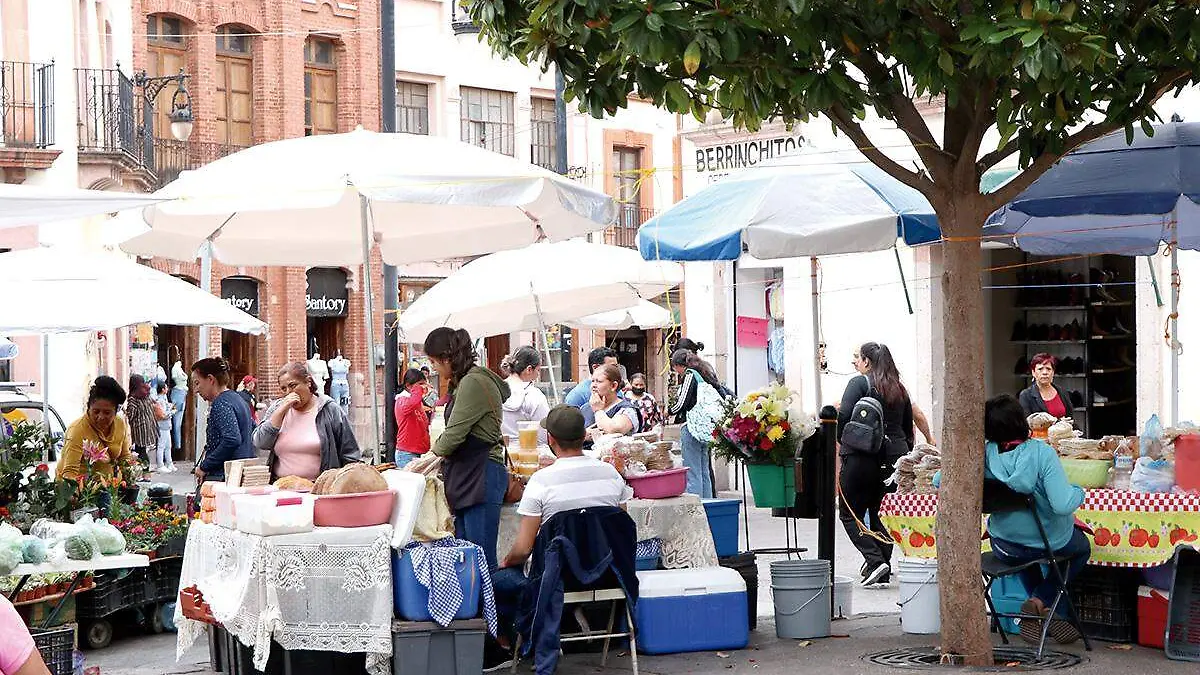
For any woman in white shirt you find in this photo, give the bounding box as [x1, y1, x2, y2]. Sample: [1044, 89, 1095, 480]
[501, 346, 550, 444]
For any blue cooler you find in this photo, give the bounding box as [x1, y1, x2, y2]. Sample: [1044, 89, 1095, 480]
[635, 567, 748, 654]
[393, 547, 481, 622]
[701, 498, 741, 558]
[989, 574, 1027, 633]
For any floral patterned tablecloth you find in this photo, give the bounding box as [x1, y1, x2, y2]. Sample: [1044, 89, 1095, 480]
[879, 489, 1200, 567]
[173, 522, 393, 675]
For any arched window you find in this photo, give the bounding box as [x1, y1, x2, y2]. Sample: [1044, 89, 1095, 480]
[146, 14, 188, 140]
[303, 37, 337, 136]
[215, 25, 253, 147]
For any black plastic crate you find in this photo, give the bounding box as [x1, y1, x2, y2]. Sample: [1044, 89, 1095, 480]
[151, 557, 183, 602]
[32, 624, 76, 675]
[1069, 566, 1139, 643]
[77, 569, 147, 619]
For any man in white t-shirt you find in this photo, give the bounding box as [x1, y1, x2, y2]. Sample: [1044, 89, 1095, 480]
[486, 405, 632, 671]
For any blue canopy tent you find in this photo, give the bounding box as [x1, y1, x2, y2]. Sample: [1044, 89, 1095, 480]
[985, 121, 1200, 422]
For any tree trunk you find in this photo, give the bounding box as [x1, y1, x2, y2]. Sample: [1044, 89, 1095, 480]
[934, 200, 993, 665]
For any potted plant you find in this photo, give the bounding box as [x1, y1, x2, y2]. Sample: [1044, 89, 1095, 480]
[710, 384, 818, 508]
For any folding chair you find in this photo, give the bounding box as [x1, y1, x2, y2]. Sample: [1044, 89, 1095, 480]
[511, 587, 638, 674]
[980, 479, 1092, 658]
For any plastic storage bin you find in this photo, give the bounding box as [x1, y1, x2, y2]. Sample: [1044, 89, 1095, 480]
[393, 547, 481, 622]
[1175, 434, 1200, 492]
[1167, 545, 1200, 662]
[635, 567, 748, 654]
[718, 553, 758, 631]
[626, 467, 688, 499]
[32, 624, 75, 675]
[702, 498, 741, 558]
[233, 492, 314, 536]
[1069, 566, 1138, 643]
[393, 619, 485, 675]
[1138, 586, 1170, 649]
[214, 485, 276, 529]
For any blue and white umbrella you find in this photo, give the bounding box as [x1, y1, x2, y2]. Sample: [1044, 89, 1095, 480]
[985, 122, 1200, 422]
[638, 159, 939, 261]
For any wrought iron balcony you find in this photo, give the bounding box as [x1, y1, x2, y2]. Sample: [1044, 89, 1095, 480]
[606, 205, 656, 249]
[149, 139, 245, 189]
[451, 2, 480, 35]
[76, 68, 139, 162]
[1, 60, 55, 148]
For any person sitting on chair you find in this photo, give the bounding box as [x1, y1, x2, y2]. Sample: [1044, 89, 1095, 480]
[983, 394, 1090, 645]
[489, 404, 636, 673]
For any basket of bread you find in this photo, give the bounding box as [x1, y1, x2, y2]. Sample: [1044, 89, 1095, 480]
[303, 463, 397, 528]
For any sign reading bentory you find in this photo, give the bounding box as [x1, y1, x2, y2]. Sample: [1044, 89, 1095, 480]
[306, 268, 349, 318]
[221, 277, 260, 317]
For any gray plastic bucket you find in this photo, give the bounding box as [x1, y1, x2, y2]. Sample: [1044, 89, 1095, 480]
[770, 559, 831, 639]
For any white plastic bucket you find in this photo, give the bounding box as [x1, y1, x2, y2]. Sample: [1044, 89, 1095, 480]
[897, 557, 940, 634]
[832, 575, 853, 619]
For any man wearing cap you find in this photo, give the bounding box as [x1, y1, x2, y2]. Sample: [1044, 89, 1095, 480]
[485, 405, 634, 671]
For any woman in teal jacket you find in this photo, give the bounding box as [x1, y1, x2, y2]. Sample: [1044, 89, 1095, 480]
[983, 394, 1089, 644]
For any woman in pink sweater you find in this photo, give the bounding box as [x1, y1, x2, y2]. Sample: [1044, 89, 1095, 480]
[0, 595, 50, 675]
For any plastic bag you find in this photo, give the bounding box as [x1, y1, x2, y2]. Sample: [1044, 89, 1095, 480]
[1141, 414, 1165, 460]
[411, 475, 453, 543]
[90, 518, 127, 556]
[20, 535, 47, 564]
[0, 522, 24, 574]
[64, 516, 100, 560]
[30, 518, 76, 543]
[1130, 456, 1175, 493]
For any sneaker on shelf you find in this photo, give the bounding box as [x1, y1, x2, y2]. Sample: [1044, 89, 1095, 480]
[861, 563, 890, 587]
[1112, 316, 1134, 335]
[1070, 390, 1084, 408]
[1093, 391, 1110, 406]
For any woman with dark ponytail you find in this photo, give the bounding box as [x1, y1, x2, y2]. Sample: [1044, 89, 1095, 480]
[668, 349, 729, 498]
[424, 327, 511, 569]
[836, 342, 915, 588]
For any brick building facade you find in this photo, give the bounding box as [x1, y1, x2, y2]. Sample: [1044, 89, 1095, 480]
[129, 0, 385, 456]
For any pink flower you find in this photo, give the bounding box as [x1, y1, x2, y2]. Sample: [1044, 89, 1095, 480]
[81, 440, 108, 465]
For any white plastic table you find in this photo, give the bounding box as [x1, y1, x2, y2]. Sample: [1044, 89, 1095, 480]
[6, 553, 150, 628]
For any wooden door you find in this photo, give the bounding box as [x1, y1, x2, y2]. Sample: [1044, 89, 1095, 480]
[222, 332, 257, 392]
[484, 335, 510, 376]
[147, 47, 185, 139]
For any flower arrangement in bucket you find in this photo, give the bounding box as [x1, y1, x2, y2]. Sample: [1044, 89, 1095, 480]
[710, 384, 818, 507]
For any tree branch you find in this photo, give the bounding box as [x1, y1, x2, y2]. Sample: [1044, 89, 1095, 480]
[826, 103, 935, 195]
[852, 52, 955, 182]
[985, 67, 1192, 210]
[976, 138, 1018, 173]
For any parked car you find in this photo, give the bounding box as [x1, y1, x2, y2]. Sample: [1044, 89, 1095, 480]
[0, 381, 67, 460]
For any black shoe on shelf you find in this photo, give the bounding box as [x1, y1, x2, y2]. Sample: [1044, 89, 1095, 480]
[1118, 346, 1137, 368]
[1112, 315, 1134, 336]
[1015, 356, 1029, 375]
[1012, 320, 1027, 341]
[1070, 390, 1084, 408]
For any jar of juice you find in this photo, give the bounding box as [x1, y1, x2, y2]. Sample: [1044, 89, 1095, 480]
[518, 421, 540, 450]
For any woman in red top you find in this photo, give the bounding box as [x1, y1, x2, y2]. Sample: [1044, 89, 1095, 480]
[394, 368, 432, 467]
[1018, 353, 1075, 419]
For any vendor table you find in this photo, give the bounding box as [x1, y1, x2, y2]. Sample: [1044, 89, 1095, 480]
[498, 495, 719, 569]
[879, 489, 1200, 567]
[5, 553, 150, 629]
[173, 522, 393, 675]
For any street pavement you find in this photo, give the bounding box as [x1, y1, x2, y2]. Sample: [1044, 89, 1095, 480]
[85, 472, 1193, 674]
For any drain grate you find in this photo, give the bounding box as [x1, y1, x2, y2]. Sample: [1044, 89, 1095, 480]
[864, 646, 1084, 671]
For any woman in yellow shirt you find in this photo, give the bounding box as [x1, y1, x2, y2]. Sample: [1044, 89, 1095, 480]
[56, 376, 132, 482]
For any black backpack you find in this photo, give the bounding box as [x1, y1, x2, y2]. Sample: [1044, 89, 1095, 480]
[841, 381, 886, 455]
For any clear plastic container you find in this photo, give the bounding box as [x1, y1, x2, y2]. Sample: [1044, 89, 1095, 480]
[518, 421, 540, 450]
[215, 484, 277, 529]
[233, 491, 314, 536]
[1109, 454, 1134, 491]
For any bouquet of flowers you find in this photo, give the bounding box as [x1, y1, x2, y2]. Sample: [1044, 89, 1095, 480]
[710, 384, 817, 466]
[109, 504, 188, 553]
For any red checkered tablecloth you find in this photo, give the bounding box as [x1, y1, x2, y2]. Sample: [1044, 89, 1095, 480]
[879, 489, 1200, 567]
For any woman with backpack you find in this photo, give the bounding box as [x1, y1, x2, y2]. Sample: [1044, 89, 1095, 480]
[837, 342, 915, 587]
[669, 349, 728, 499]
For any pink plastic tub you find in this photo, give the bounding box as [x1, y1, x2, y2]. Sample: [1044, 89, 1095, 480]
[313, 490, 396, 527]
[626, 467, 689, 499]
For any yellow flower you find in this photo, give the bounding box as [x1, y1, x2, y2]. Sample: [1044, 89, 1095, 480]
[766, 425, 785, 442]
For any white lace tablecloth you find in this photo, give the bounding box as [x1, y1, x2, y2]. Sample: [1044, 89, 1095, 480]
[173, 522, 393, 675]
[498, 495, 718, 569]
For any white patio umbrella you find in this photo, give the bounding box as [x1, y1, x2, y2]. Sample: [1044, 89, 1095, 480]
[118, 129, 617, 457]
[565, 299, 674, 331]
[397, 241, 683, 401]
[0, 184, 169, 230]
[0, 248, 266, 335]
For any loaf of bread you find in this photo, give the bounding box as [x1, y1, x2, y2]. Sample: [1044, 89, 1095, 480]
[274, 475, 315, 491]
[327, 463, 389, 495]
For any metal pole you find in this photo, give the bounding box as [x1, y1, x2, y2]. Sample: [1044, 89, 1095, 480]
[532, 289, 562, 405]
[810, 257, 823, 408]
[381, 0, 399, 459]
[894, 247, 913, 315]
[554, 69, 568, 174]
[360, 195, 383, 462]
[195, 242, 212, 458]
[41, 335, 50, 460]
[1170, 242, 1181, 424]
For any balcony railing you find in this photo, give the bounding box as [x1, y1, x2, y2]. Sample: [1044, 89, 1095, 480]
[76, 68, 139, 161]
[1, 61, 55, 148]
[606, 205, 656, 249]
[451, 2, 480, 34]
[150, 139, 245, 188]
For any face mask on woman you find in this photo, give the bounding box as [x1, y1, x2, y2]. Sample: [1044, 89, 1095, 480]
[631, 386, 646, 395]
